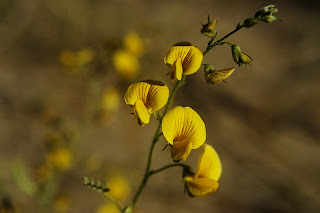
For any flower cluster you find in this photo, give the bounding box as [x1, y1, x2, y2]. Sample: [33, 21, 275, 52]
[125, 41, 222, 197]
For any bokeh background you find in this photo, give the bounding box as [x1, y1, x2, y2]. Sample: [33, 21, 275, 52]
[0, 0, 319, 212]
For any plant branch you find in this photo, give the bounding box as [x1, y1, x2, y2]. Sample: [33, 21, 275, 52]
[131, 76, 185, 208]
[149, 163, 187, 176]
[203, 24, 244, 56]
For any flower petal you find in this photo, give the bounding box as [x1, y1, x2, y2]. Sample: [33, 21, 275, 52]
[184, 176, 219, 197]
[195, 144, 222, 181]
[162, 106, 206, 149]
[124, 82, 151, 106]
[133, 99, 150, 126]
[144, 81, 169, 112]
[170, 57, 183, 82]
[171, 139, 192, 162]
[183, 46, 203, 75]
[164, 45, 192, 67]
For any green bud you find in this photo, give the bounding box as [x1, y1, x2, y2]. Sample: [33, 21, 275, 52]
[231, 44, 253, 66]
[204, 63, 214, 74]
[243, 17, 258, 28]
[201, 19, 217, 38]
[254, 4, 280, 23]
[261, 15, 279, 23]
[256, 4, 276, 17]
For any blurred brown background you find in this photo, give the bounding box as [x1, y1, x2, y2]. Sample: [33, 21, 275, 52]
[0, 0, 319, 212]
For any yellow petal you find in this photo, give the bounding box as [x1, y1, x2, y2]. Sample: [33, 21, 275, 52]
[124, 82, 151, 106]
[162, 106, 206, 149]
[164, 42, 203, 77]
[164, 45, 192, 67]
[195, 144, 222, 181]
[171, 139, 192, 162]
[125, 81, 169, 125]
[183, 46, 203, 75]
[184, 176, 219, 197]
[143, 80, 169, 112]
[133, 99, 150, 126]
[170, 57, 183, 82]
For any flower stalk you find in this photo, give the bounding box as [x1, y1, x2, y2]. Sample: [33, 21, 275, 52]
[203, 24, 244, 56]
[130, 75, 186, 209]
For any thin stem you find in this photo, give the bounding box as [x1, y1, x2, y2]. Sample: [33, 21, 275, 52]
[149, 163, 187, 176]
[131, 77, 184, 208]
[203, 24, 244, 56]
[104, 193, 123, 211]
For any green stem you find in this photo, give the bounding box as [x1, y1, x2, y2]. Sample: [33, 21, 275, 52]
[203, 24, 244, 56]
[149, 163, 187, 176]
[131, 76, 185, 208]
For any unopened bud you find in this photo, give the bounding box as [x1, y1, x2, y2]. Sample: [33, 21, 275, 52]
[205, 67, 235, 85]
[255, 4, 276, 18]
[204, 63, 214, 73]
[254, 4, 280, 23]
[231, 44, 253, 66]
[261, 15, 280, 23]
[201, 19, 217, 38]
[243, 17, 258, 28]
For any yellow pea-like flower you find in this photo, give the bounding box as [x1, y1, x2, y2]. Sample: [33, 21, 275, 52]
[184, 144, 222, 197]
[124, 80, 169, 126]
[164, 42, 203, 82]
[162, 106, 206, 162]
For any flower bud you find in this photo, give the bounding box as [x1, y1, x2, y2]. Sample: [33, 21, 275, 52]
[204, 63, 214, 74]
[255, 4, 276, 18]
[243, 17, 258, 28]
[204, 67, 235, 85]
[231, 44, 253, 66]
[261, 15, 280, 23]
[254, 4, 280, 23]
[201, 19, 217, 38]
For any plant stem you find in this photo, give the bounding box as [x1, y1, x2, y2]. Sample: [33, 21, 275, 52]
[131, 77, 185, 208]
[149, 163, 187, 176]
[203, 24, 244, 56]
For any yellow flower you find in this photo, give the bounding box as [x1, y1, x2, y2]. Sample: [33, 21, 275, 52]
[46, 148, 73, 171]
[124, 80, 169, 126]
[107, 175, 131, 203]
[162, 106, 206, 162]
[124, 32, 143, 57]
[113, 50, 140, 80]
[184, 144, 222, 197]
[164, 42, 203, 82]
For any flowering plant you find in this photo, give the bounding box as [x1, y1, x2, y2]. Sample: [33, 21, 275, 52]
[84, 5, 281, 213]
